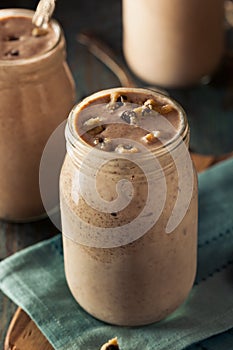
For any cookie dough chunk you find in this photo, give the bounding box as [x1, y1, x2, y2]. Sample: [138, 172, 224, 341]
[100, 337, 120, 350]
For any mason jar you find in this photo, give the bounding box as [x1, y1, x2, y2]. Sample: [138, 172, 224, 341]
[123, 0, 225, 87]
[0, 8, 76, 221]
[60, 87, 198, 326]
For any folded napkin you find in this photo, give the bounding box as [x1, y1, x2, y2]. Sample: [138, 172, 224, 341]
[0, 158, 233, 350]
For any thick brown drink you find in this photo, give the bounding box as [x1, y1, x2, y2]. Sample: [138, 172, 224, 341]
[0, 9, 75, 221]
[0, 15, 57, 59]
[123, 0, 225, 87]
[60, 87, 198, 326]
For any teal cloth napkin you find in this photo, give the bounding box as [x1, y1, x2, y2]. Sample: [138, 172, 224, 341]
[0, 158, 233, 350]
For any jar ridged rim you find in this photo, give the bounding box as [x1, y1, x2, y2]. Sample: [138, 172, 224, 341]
[66, 87, 189, 161]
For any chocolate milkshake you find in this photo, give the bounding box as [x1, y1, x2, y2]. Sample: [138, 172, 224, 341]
[60, 87, 198, 326]
[0, 9, 75, 221]
[0, 15, 57, 59]
[123, 0, 224, 87]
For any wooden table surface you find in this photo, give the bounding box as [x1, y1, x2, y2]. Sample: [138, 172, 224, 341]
[0, 0, 233, 349]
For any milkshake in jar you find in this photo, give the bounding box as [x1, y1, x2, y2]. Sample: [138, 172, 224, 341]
[60, 87, 198, 326]
[123, 0, 225, 87]
[0, 9, 75, 221]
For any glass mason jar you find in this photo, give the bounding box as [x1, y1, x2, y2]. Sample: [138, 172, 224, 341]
[123, 0, 225, 87]
[60, 87, 198, 326]
[0, 9, 76, 222]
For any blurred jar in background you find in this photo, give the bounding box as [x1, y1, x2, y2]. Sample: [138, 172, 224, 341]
[123, 0, 225, 87]
[0, 8, 76, 222]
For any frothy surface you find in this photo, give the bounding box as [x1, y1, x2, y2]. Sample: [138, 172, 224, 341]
[0, 15, 58, 60]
